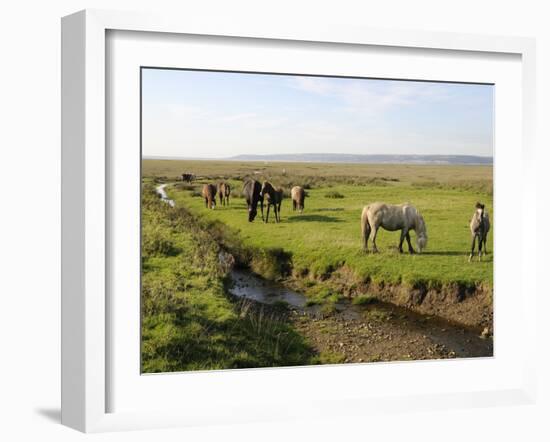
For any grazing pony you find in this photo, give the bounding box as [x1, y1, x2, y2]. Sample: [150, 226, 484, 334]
[242, 179, 262, 222]
[201, 184, 217, 209]
[469, 202, 490, 262]
[181, 173, 194, 182]
[260, 181, 284, 223]
[361, 202, 428, 254]
[291, 186, 305, 213]
[217, 182, 231, 206]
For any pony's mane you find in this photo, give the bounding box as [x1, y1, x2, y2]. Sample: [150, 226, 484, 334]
[261, 181, 276, 193]
[416, 212, 427, 236]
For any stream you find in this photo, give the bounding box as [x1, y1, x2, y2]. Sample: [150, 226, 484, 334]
[156, 184, 175, 207]
[230, 269, 493, 361]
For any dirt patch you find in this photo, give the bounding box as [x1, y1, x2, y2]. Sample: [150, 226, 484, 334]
[290, 306, 493, 364]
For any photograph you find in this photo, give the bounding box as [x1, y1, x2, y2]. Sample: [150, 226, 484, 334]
[140, 67, 494, 374]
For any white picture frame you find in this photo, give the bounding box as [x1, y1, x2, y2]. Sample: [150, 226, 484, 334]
[61, 9, 537, 433]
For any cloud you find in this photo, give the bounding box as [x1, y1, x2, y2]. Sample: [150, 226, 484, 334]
[220, 112, 258, 122]
[290, 76, 453, 115]
[219, 112, 288, 129]
[165, 103, 210, 119]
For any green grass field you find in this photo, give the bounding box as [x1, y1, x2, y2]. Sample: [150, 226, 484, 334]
[148, 160, 493, 289]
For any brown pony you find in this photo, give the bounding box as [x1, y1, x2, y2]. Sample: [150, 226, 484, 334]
[201, 184, 217, 209]
[180, 173, 194, 182]
[217, 182, 231, 206]
[291, 186, 305, 213]
[260, 181, 284, 223]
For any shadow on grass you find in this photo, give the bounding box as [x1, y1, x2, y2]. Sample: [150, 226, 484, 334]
[287, 214, 342, 223]
[317, 207, 345, 212]
[421, 251, 475, 256]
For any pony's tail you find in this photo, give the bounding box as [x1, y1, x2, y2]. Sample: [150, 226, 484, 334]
[361, 206, 371, 251]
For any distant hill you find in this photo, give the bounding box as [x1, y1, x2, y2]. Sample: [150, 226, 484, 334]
[143, 153, 493, 165]
[225, 153, 493, 165]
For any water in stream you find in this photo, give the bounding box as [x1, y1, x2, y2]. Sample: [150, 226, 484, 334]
[156, 184, 175, 207]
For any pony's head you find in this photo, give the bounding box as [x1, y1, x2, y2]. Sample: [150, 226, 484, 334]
[260, 181, 271, 198]
[475, 202, 485, 218]
[416, 214, 428, 252]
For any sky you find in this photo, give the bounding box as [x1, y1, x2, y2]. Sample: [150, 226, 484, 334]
[141, 68, 494, 158]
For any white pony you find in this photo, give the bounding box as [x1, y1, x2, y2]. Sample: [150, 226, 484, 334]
[361, 202, 428, 254]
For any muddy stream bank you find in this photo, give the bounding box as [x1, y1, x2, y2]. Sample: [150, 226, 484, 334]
[230, 269, 493, 363]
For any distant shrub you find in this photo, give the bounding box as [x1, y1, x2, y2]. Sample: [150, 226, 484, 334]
[324, 191, 345, 199]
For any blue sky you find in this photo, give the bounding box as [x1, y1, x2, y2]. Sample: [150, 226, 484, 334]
[142, 68, 494, 158]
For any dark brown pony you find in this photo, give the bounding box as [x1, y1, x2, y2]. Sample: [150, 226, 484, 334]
[291, 186, 305, 213]
[242, 179, 262, 222]
[201, 184, 217, 209]
[217, 182, 231, 206]
[181, 173, 194, 182]
[260, 181, 284, 223]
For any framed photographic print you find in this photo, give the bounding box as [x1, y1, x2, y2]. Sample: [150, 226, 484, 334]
[61, 9, 537, 432]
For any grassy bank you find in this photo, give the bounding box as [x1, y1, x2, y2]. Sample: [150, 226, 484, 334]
[141, 184, 314, 373]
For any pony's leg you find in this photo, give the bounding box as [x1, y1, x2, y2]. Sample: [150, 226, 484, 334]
[478, 234, 483, 261]
[405, 232, 416, 254]
[372, 226, 380, 253]
[362, 221, 371, 253]
[261, 199, 265, 221]
[483, 234, 488, 255]
[469, 235, 476, 262]
[292, 200, 296, 211]
[204, 198, 208, 208]
[398, 229, 406, 253]
[266, 204, 270, 223]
